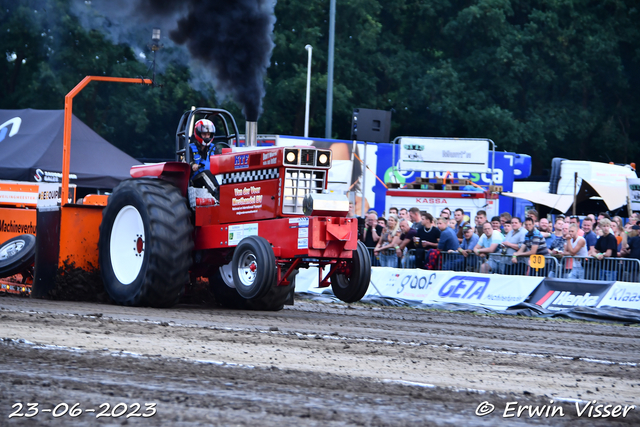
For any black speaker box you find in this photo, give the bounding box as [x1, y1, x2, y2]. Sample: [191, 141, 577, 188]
[351, 108, 391, 143]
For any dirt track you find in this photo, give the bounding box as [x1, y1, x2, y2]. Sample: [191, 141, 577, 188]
[1, 295, 639, 426]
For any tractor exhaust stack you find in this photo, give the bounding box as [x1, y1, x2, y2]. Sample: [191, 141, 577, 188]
[246, 121, 258, 147]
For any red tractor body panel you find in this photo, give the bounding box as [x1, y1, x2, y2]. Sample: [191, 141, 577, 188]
[189, 145, 352, 263]
[193, 212, 356, 260]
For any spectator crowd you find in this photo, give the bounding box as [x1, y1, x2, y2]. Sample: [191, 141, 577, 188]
[359, 206, 640, 281]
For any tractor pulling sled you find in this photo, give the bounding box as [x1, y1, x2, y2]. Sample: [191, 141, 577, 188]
[1, 76, 371, 311]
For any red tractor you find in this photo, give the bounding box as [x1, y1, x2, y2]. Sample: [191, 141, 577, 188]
[95, 107, 371, 310]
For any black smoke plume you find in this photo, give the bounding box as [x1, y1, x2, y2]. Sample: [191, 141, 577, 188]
[103, 0, 277, 121]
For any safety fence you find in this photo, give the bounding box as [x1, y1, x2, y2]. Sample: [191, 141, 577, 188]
[366, 246, 640, 280]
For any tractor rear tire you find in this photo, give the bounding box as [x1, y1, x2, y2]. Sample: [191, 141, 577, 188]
[99, 179, 193, 307]
[0, 234, 36, 277]
[331, 241, 371, 303]
[231, 236, 276, 300]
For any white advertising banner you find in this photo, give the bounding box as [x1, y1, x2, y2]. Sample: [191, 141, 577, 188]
[627, 178, 640, 212]
[399, 137, 489, 173]
[597, 282, 640, 310]
[369, 267, 446, 301]
[301, 268, 540, 309]
[421, 272, 543, 309]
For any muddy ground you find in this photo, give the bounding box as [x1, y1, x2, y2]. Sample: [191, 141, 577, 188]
[0, 294, 639, 426]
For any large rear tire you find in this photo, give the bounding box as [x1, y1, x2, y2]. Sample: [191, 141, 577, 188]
[331, 241, 371, 303]
[99, 179, 193, 307]
[0, 234, 36, 277]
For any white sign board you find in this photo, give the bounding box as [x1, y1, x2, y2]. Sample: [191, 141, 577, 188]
[399, 137, 489, 173]
[627, 178, 640, 212]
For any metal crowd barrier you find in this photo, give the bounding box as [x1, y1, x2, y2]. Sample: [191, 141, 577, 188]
[486, 254, 560, 277]
[366, 246, 405, 269]
[368, 247, 640, 282]
[559, 256, 640, 281]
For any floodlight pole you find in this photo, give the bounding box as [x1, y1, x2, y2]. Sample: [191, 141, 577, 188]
[325, 0, 336, 138]
[304, 45, 313, 138]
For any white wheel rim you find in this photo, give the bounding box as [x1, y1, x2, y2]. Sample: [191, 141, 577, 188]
[237, 250, 258, 288]
[0, 239, 25, 261]
[219, 263, 236, 288]
[110, 205, 145, 285]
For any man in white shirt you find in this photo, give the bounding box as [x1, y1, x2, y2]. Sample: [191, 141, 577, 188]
[501, 216, 526, 274]
[473, 222, 504, 273]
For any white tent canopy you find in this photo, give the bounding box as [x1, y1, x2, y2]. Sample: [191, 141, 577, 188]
[504, 179, 630, 213]
[502, 191, 574, 213]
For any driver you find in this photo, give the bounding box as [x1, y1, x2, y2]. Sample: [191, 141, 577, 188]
[189, 119, 219, 199]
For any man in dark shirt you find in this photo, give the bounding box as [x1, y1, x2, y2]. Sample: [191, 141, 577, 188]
[581, 217, 598, 250]
[361, 212, 383, 248]
[417, 213, 440, 247]
[436, 216, 462, 270]
[453, 208, 469, 242]
[625, 225, 640, 259]
[415, 212, 440, 269]
[588, 218, 618, 280]
[397, 218, 418, 268]
[622, 225, 640, 281]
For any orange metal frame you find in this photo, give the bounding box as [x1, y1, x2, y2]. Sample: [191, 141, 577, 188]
[61, 76, 152, 206]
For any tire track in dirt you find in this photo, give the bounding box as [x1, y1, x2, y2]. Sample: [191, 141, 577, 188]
[1, 295, 639, 425]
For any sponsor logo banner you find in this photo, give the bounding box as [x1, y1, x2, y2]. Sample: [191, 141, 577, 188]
[529, 279, 613, 311]
[421, 272, 542, 309]
[0, 116, 21, 143]
[597, 282, 640, 309]
[33, 168, 77, 183]
[372, 268, 442, 301]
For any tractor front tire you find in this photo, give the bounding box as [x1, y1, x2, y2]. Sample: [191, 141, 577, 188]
[210, 264, 296, 311]
[246, 268, 297, 311]
[231, 236, 276, 300]
[331, 241, 371, 303]
[99, 179, 193, 307]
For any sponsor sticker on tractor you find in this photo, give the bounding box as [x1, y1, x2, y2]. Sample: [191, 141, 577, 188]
[228, 223, 259, 246]
[234, 154, 249, 169]
[289, 217, 309, 249]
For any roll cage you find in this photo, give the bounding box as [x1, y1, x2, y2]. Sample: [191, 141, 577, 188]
[175, 108, 241, 164]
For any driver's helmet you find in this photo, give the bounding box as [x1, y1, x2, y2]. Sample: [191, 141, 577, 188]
[194, 119, 215, 147]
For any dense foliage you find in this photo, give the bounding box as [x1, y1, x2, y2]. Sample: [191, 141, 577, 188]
[1, 0, 639, 171]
